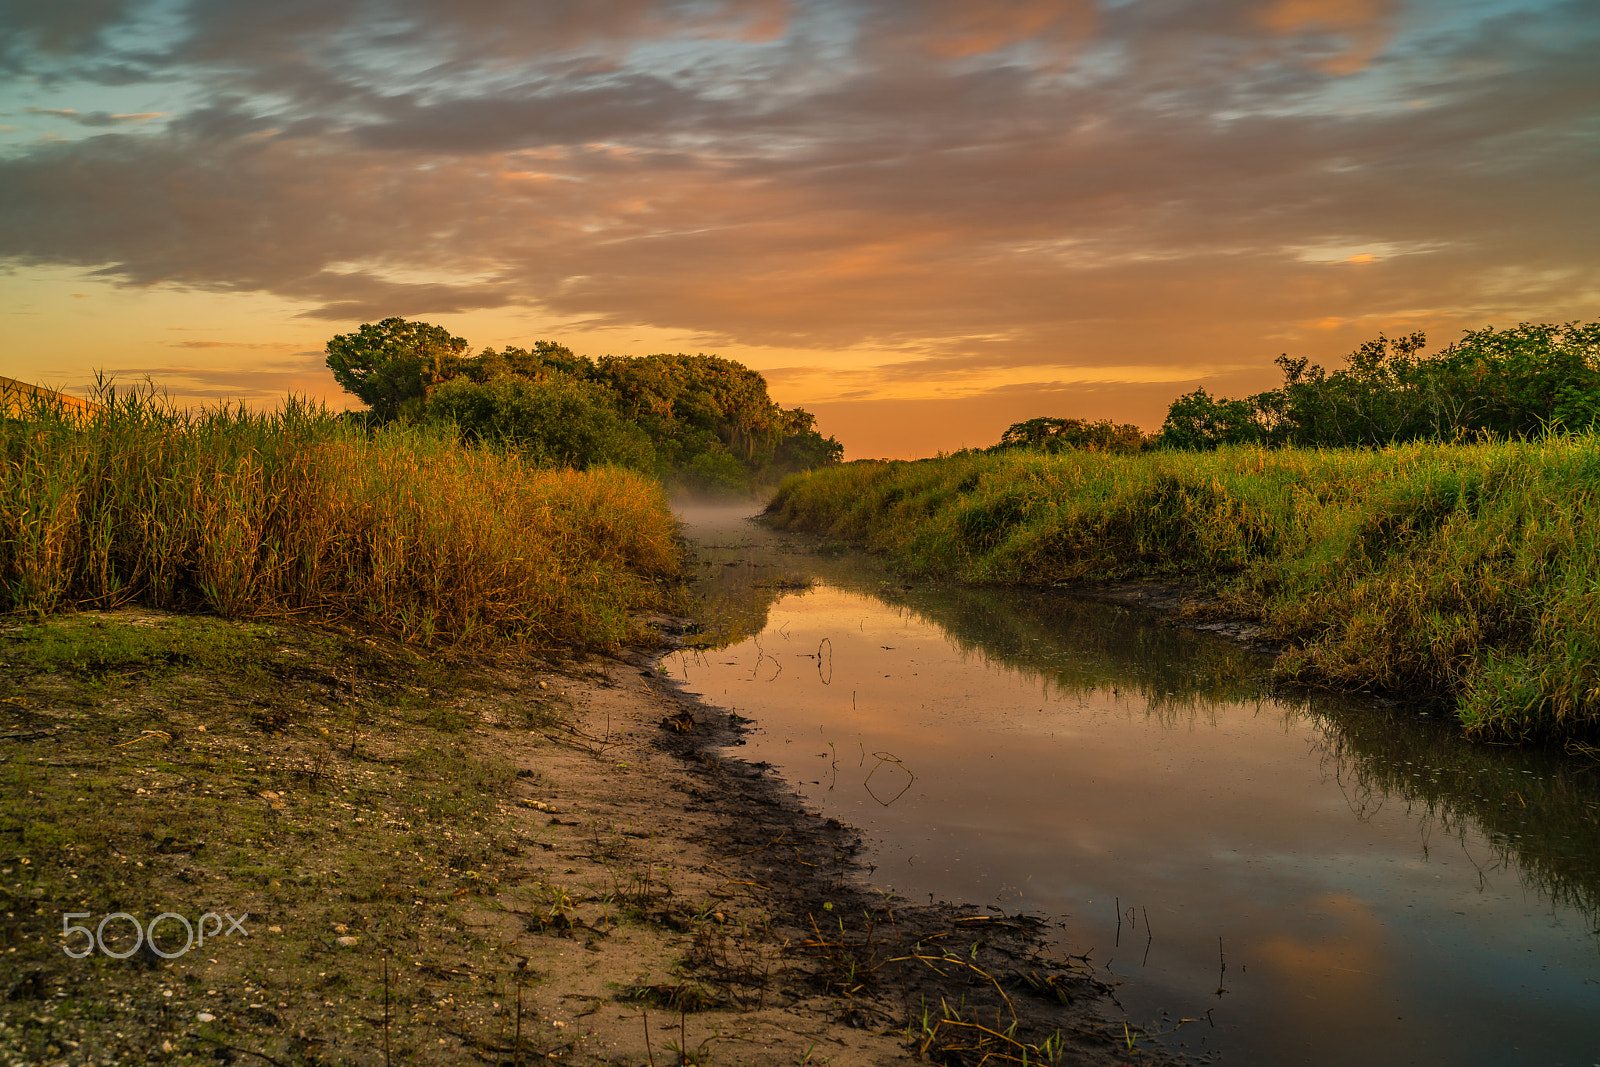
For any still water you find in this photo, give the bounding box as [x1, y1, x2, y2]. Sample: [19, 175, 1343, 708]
[663, 506, 1600, 1065]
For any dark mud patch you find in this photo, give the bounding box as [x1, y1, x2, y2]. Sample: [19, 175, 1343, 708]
[640, 635, 1188, 1067]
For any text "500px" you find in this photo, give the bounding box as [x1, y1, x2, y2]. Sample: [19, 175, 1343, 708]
[62, 911, 250, 960]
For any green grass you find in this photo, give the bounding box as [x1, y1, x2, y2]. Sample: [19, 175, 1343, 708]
[1, 612, 272, 680]
[764, 439, 1600, 743]
[0, 385, 681, 650]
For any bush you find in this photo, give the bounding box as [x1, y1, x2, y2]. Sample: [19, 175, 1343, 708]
[992, 417, 1151, 453]
[1159, 321, 1600, 450]
[427, 374, 656, 472]
[677, 448, 752, 498]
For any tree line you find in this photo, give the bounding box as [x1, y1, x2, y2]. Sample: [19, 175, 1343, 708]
[989, 321, 1600, 454]
[325, 318, 841, 493]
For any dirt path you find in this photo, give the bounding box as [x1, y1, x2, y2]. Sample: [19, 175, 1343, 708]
[0, 610, 1175, 1066]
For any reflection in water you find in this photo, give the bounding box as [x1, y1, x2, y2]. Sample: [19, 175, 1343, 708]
[862, 751, 915, 806]
[668, 505, 1600, 1066]
[896, 578, 1600, 943]
[1307, 703, 1600, 940]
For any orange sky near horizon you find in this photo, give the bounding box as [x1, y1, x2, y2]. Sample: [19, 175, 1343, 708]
[2, 0, 1596, 458]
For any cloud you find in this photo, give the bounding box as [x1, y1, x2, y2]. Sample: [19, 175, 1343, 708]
[347, 75, 721, 153]
[26, 107, 164, 126]
[98, 353, 339, 402]
[0, 0, 142, 62]
[1253, 0, 1397, 74]
[0, 0, 1594, 396]
[863, 0, 1097, 61]
[168, 339, 303, 349]
[170, 0, 791, 90]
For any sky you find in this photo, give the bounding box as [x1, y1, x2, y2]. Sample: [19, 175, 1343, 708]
[1, 0, 1596, 458]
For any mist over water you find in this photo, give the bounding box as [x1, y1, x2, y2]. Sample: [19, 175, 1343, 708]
[666, 505, 1600, 1066]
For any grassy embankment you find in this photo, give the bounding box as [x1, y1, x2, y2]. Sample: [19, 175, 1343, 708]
[765, 440, 1600, 744]
[1, 387, 680, 647]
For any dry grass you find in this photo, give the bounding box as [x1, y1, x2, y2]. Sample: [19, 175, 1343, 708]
[765, 440, 1600, 742]
[0, 385, 680, 651]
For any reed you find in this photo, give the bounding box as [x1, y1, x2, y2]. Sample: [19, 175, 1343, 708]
[0, 385, 680, 650]
[765, 439, 1600, 742]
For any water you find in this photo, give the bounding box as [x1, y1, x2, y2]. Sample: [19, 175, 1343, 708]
[663, 505, 1600, 1065]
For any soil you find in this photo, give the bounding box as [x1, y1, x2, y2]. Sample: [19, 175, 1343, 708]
[0, 608, 1182, 1067]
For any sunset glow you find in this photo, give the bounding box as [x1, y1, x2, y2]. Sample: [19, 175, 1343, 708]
[2, 0, 1595, 457]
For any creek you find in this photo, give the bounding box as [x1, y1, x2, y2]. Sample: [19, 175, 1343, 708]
[664, 505, 1600, 1065]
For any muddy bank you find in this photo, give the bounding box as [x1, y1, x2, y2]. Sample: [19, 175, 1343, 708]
[0, 609, 1174, 1067]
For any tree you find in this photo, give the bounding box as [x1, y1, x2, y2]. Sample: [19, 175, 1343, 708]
[596, 353, 788, 464]
[1155, 320, 1600, 450]
[324, 320, 842, 486]
[460, 341, 594, 383]
[325, 318, 470, 421]
[993, 417, 1149, 454]
[426, 374, 655, 472]
[1156, 390, 1264, 450]
[772, 407, 845, 471]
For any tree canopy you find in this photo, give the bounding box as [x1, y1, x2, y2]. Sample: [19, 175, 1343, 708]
[324, 317, 470, 421]
[991, 417, 1150, 454]
[324, 318, 841, 491]
[1157, 321, 1600, 450]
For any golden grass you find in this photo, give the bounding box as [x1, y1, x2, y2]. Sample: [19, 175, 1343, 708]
[0, 387, 680, 650]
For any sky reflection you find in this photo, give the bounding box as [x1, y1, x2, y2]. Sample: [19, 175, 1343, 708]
[666, 510, 1600, 1063]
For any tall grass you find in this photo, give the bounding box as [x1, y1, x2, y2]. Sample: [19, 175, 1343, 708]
[765, 440, 1600, 743]
[0, 387, 680, 650]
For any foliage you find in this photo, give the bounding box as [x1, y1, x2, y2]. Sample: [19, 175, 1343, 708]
[677, 448, 751, 497]
[992, 417, 1150, 454]
[765, 439, 1600, 744]
[427, 373, 656, 472]
[324, 317, 470, 421]
[458, 340, 594, 383]
[598, 352, 781, 462]
[0, 385, 679, 649]
[1156, 390, 1267, 451]
[774, 407, 845, 470]
[590, 350, 841, 488]
[1158, 321, 1600, 450]
[325, 319, 842, 493]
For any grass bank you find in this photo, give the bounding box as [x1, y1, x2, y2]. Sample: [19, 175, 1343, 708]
[1, 389, 679, 651]
[764, 440, 1600, 743]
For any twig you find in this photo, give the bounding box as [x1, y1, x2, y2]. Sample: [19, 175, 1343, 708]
[114, 730, 170, 747]
[383, 956, 392, 1067]
[184, 1033, 292, 1067]
[715, 831, 786, 859]
[514, 963, 524, 1067]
